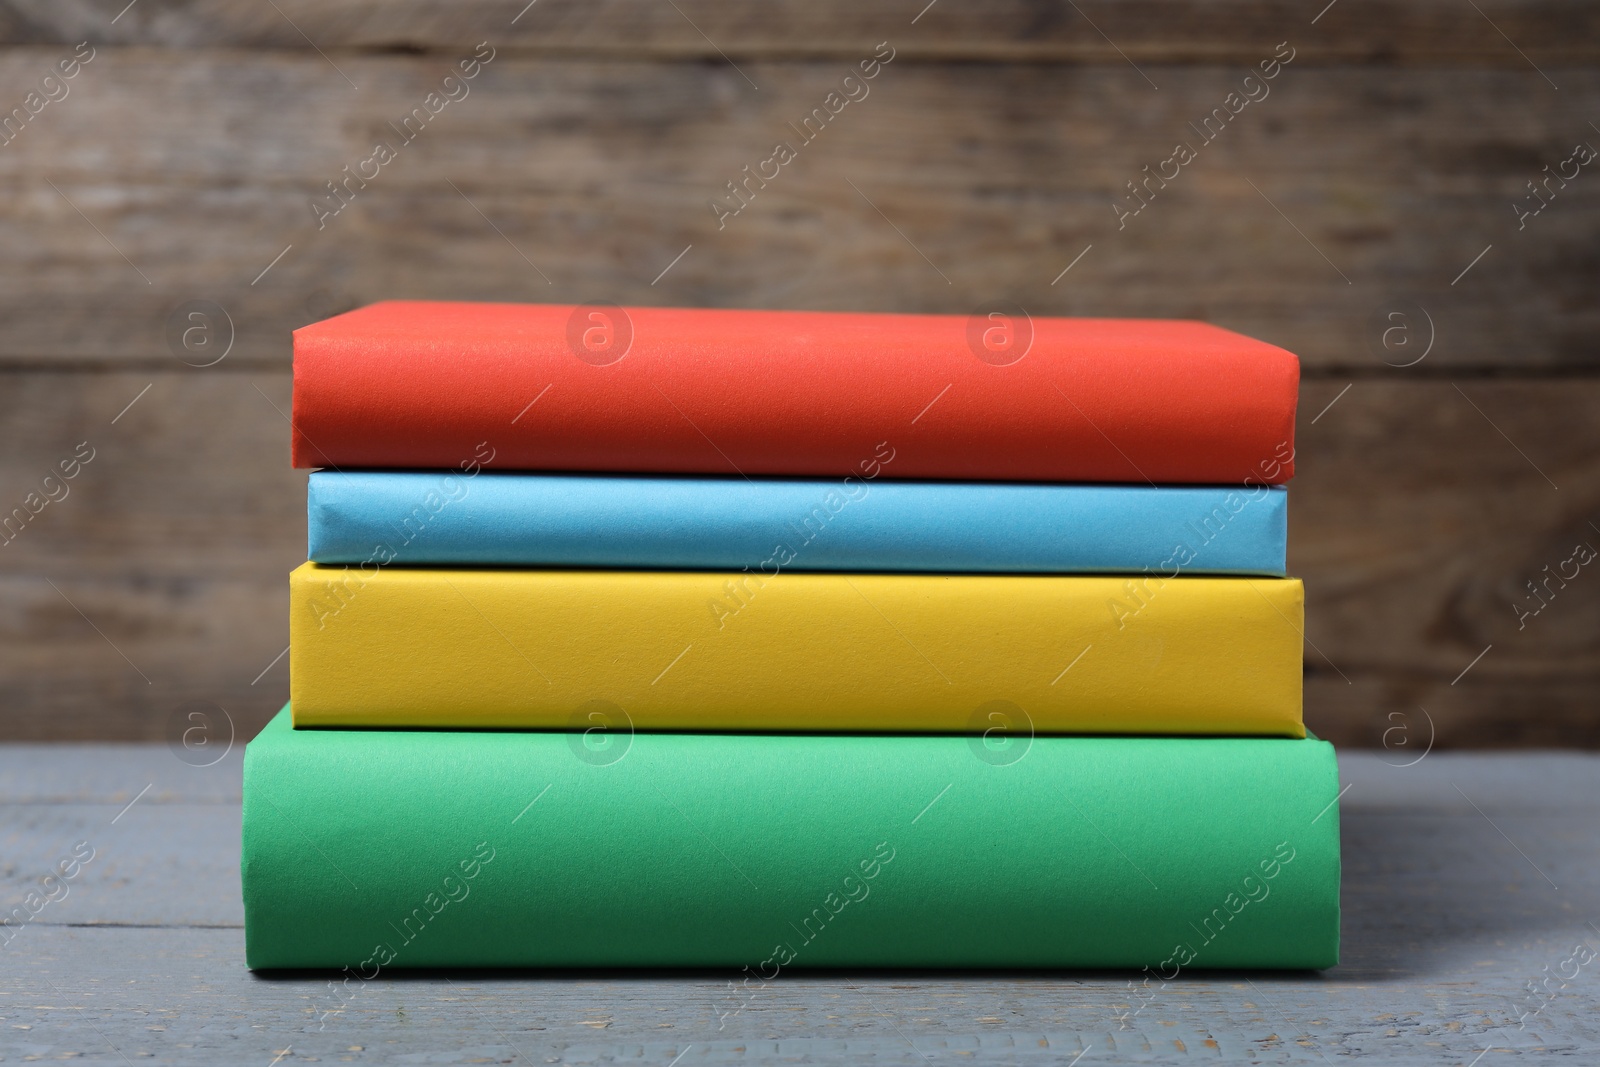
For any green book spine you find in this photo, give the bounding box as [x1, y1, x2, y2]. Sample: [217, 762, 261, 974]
[242, 707, 1340, 970]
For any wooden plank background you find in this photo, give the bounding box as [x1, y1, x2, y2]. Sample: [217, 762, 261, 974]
[0, 1, 1594, 744]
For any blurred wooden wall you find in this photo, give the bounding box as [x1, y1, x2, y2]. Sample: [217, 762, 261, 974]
[0, 1, 1596, 746]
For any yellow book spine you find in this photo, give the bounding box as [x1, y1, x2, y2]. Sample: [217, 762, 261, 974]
[289, 563, 1305, 736]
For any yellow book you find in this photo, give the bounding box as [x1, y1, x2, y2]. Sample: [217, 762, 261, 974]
[289, 563, 1305, 736]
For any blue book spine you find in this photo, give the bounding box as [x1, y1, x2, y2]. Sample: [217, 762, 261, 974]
[307, 471, 1287, 576]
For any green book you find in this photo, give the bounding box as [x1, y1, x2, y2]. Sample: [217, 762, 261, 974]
[243, 706, 1340, 970]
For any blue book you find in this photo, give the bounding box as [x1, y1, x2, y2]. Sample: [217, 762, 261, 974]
[307, 471, 1287, 576]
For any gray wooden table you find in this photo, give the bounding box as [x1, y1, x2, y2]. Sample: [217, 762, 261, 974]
[3, 745, 1597, 1065]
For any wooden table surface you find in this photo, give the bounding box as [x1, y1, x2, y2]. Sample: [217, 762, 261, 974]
[3, 745, 1597, 1065]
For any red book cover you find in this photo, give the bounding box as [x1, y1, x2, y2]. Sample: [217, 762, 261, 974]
[292, 301, 1299, 484]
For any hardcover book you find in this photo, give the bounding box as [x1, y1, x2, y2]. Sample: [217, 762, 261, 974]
[307, 471, 1289, 576]
[292, 302, 1300, 485]
[243, 707, 1340, 970]
[289, 564, 1306, 735]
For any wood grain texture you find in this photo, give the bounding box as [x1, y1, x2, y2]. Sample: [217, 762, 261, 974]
[0, 2, 1594, 743]
[1, 0, 1597, 64]
[0, 52, 1593, 371]
[1295, 378, 1600, 747]
[2, 747, 1599, 1063]
[0, 372, 302, 741]
[1, 373, 1595, 745]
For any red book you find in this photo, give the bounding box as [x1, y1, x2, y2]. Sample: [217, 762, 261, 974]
[292, 302, 1299, 484]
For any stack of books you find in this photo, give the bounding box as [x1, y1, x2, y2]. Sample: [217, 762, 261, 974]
[243, 302, 1339, 974]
